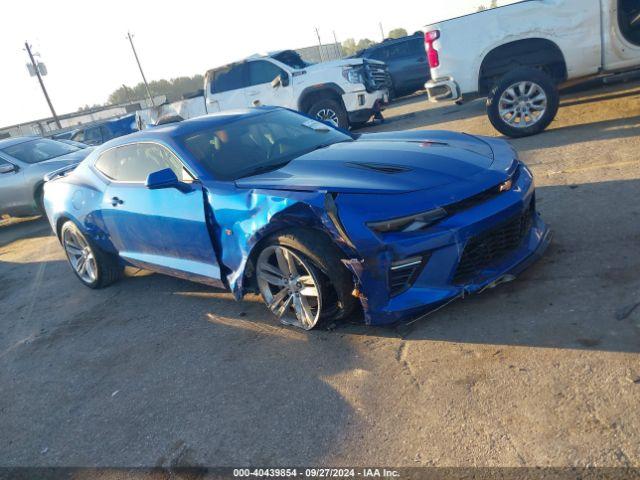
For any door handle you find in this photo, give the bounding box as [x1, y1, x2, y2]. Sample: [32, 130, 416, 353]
[111, 196, 124, 206]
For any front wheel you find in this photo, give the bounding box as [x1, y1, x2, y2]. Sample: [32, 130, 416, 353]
[486, 67, 559, 138]
[255, 230, 357, 330]
[307, 99, 349, 130]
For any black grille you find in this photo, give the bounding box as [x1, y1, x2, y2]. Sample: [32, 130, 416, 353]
[389, 256, 429, 297]
[453, 204, 534, 284]
[364, 62, 392, 91]
[445, 167, 520, 216]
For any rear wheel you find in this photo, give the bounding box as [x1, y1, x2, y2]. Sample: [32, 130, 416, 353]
[35, 185, 45, 215]
[307, 99, 348, 129]
[255, 229, 356, 330]
[486, 67, 559, 138]
[61, 221, 122, 289]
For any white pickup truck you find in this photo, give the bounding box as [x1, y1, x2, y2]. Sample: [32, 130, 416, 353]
[424, 0, 640, 137]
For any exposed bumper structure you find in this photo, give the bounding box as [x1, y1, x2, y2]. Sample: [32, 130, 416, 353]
[343, 89, 389, 124]
[425, 77, 461, 102]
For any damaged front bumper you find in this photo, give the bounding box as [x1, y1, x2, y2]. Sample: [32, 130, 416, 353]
[337, 164, 551, 326]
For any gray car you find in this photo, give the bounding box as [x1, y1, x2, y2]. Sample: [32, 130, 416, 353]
[0, 136, 92, 217]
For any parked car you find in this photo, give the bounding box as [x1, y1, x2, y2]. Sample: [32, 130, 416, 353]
[68, 114, 138, 146]
[204, 50, 390, 129]
[424, 0, 640, 137]
[0, 137, 92, 217]
[354, 33, 430, 98]
[43, 107, 550, 330]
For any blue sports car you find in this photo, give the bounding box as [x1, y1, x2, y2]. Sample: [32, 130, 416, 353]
[43, 107, 551, 330]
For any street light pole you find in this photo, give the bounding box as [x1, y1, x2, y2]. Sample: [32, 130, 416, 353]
[379, 22, 385, 41]
[25, 41, 61, 129]
[126, 32, 155, 107]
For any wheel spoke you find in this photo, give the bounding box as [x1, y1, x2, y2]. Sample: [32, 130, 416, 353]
[259, 270, 287, 287]
[275, 248, 291, 277]
[300, 285, 318, 297]
[85, 256, 97, 281]
[299, 296, 316, 327]
[269, 288, 292, 316]
[64, 242, 83, 256]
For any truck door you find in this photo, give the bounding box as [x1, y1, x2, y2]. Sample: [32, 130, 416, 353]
[205, 62, 249, 113]
[245, 60, 295, 108]
[604, 0, 640, 70]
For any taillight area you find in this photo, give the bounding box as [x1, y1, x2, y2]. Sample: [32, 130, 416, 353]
[425, 30, 440, 68]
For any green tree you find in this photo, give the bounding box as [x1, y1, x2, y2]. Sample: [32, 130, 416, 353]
[107, 74, 204, 105]
[342, 38, 357, 56]
[388, 28, 408, 39]
[355, 38, 376, 52]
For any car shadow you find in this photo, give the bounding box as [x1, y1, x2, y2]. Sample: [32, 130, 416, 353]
[0, 215, 49, 248]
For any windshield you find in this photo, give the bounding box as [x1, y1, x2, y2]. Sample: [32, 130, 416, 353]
[271, 50, 312, 69]
[1, 138, 80, 164]
[179, 110, 353, 181]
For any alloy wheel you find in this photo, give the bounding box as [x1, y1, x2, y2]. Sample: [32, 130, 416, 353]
[315, 108, 339, 127]
[256, 245, 322, 330]
[63, 227, 98, 284]
[498, 81, 548, 128]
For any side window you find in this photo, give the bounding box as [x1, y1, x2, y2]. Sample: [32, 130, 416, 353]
[94, 148, 120, 180]
[247, 61, 286, 86]
[100, 126, 112, 142]
[95, 144, 193, 183]
[212, 63, 247, 94]
[619, 0, 640, 45]
[71, 130, 85, 143]
[84, 127, 102, 145]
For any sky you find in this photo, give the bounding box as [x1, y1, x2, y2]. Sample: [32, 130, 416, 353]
[0, 0, 514, 127]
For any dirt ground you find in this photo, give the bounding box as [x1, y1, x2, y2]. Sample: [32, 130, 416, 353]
[1, 81, 639, 469]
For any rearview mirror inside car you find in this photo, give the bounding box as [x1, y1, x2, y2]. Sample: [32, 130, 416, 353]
[145, 168, 191, 192]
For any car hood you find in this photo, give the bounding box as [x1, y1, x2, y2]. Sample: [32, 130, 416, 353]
[235, 131, 496, 194]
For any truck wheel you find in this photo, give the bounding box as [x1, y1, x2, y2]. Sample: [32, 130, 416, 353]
[487, 67, 559, 138]
[307, 99, 348, 129]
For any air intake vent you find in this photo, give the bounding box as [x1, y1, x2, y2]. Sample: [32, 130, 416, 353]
[346, 162, 412, 174]
[389, 255, 429, 297]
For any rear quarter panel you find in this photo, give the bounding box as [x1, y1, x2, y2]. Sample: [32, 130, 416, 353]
[428, 0, 601, 94]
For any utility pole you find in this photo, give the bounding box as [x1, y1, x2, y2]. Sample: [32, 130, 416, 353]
[379, 22, 385, 41]
[332, 30, 343, 58]
[126, 32, 155, 107]
[24, 41, 61, 129]
[314, 27, 324, 62]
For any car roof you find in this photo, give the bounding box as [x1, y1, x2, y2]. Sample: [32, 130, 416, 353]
[0, 136, 40, 149]
[100, 107, 281, 148]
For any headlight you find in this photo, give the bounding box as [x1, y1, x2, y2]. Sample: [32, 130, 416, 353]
[342, 66, 365, 84]
[367, 207, 447, 234]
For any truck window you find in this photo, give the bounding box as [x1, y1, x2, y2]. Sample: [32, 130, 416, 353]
[619, 0, 640, 45]
[212, 63, 247, 94]
[247, 61, 286, 86]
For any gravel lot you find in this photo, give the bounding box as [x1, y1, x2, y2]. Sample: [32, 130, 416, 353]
[1, 81, 639, 468]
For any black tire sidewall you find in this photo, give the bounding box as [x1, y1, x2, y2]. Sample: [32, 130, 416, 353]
[487, 67, 559, 138]
[308, 99, 349, 130]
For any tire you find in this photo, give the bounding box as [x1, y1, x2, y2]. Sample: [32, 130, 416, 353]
[486, 67, 559, 138]
[307, 99, 349, 130]
[255, 228, 357, 330]
[60, 221, 122, 289]
[34, 184, 45, 215]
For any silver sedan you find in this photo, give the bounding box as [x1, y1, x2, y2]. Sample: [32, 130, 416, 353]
[0, 137, 92, 217]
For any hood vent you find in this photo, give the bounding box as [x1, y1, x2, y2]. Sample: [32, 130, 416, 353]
[346, 162, 413, 174]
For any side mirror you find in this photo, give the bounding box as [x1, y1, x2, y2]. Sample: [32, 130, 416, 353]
[271, 75, 282, 89]
[0, 163, 16, 174]
[145, 168, 191, 192]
